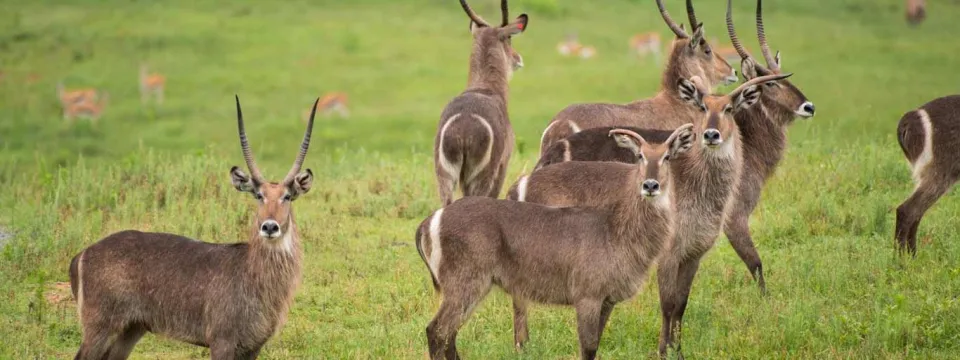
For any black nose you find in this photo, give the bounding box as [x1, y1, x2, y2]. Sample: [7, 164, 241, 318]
[261, 221, 280, 235]
[642, 180, 660, 194]
[703, 129, 721, 143]
[803, 102, 815, 114]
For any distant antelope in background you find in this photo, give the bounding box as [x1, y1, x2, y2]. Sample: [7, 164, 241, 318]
[710, 37, 740, 66]
[303, 92, 350, 121]
[139, 64, 165, 105]
[69, 96, 320, 359]
[57, 81, 99, 107]
[895, 95, 960, 255]
[906, 0, 926, 26]
[63, 93, 109, 123]
[557, 33, 596, 59]
[629, 31, 661, 61]
[433, 0, 529, 206]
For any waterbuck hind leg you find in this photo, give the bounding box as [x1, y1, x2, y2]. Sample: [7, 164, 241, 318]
[75, 327, 118, 360]
[574, 299, 604, 360]
[436, 166, 458, 206]
[210, 339, 241, 360]
[426, 281, 490, 360]
[724, 215, 766, 293]
[512, 297, 529, 350]
[896, 177, 954, 255]
[105, 324, 147, 360]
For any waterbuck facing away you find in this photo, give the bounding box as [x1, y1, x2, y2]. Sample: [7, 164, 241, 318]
[68, 96, 319, 360]
[537, 0, 737, 155]
[896, 95, 960, 255]
[416, 124, 695, 360]
[434, 0, 529, 206]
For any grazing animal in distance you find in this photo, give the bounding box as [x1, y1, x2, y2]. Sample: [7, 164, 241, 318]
[68, 96, 320, 360]
[139, 64, 166, 105]
[895, 95, 960, 255]
[433, 0, 529, 206]
[57, 81, 98, 107]
[906, 0, 926, 26]
[539, 0, 738, 155]
[417, 123, 695, 360]
[303, 92, 350, 121]
[63, 93, 109, 123]
[629, 31, 662, 61]
[557, 33, 597, 59]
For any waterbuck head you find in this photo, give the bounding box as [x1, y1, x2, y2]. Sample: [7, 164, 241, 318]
[678, 73, 793, 150]
[610, 124, 695, 198]
[230, 96, 317, 241]
[657, 0, 738, 88]
[461, 0, 529, 78]
[726, 0, 815, 123]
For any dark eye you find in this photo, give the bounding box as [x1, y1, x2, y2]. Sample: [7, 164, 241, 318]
[663, 154, 671, 161]
[283, 194, 292, 202]
[724, 105, 733, 113]
[765, 82, 777, 87]
[705, 47, 712, 56]
[254, 193, 264, 201]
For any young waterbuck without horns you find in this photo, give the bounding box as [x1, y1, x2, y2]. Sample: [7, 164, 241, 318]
[505, 73, 791, 355]
[721, 0, 815, 291]
[538, 0, 737, 155]
[434, 0, 528, 206]
[416, 123, 693, 360]
[68, 96, 319, 360]
[895, 95, 960, 255]
[532, 126, 676, 170]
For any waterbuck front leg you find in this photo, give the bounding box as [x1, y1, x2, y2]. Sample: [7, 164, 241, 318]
[574, 299, 605, 360]
[896, 175, 955, 255]
[724, 214, 765, 293]
[512, 297, 529, 350]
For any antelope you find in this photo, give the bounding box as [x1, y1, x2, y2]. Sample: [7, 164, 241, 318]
[629, 31, 662, 60]
[505, 73, 791, 355]
[63, 93, 109, 123]
[710, 37, 740, 66]
[906, 0, 926, 25]
[416, 123, 695, 360]
[531, 126, 674, 171]
[539, 0, 738, 155]
[301, 92, 350, 121]
[895, 95, 960, 255]
[557, 33, 596, 59]
[720, 0, 816, 291]
[138, 64, 166, 105]
[68, 96, 319, 360]
[433, 0, 528, 206]
[57, 81, 99, 106]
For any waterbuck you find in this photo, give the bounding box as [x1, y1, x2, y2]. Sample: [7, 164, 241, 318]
[416, 124, 694, 360]
[530, 126, 676, 171]
[720, 0, 816, 291]
[68, 96, 319, 360]
[895, 95, 960, 255]
[538, 0, 737, 155]
[503, 73, 791, 355]
[434, 0, 529, 206]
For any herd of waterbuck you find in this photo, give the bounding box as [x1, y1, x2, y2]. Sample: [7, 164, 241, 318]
[62, 0, 955, 359]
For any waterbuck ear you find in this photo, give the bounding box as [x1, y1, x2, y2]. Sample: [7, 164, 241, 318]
[288, 169, 313, 198]
[740, 58, 758, 80]
[734, 85, 762, 110]
[501, 14, 529, 37]
[230, 166, 256, 193]
[689, 23, 705, 50]
[666, 123, 696, 157]
[677, 78, 705, 110]
[612, 133, 642, 159]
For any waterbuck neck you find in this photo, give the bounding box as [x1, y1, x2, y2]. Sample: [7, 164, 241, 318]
[672, 133, 743, 215]
[246, 213, 303, 313]
[659, 44, 696, 96]
[736, 103, 788, 181]
[466, 35, 510, 101]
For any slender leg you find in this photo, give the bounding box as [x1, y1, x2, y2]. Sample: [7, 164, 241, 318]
[657, 257, 679, 359]
[74, 328, 117, 360]
[435, 162, 458, 206]
[512, 297, 529, 350]
[575, 299, 604, 360]
[724, 214, 766, 293]
[105, 324, 146, 360]
[210, 339, 240, 360]
[896, 177, 954, 255]
[597, 301, 615, 340]
[238, 345, 264, 360]
[668, 258, 703, 360]
[426, 281, 490, 360]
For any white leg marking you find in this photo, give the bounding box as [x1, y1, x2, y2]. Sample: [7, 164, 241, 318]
[516, 176, 530, 202]
[438, 114, 464, 181]
[76, 250, 85, 321]
[464, 114, 494, 184]
[561, 140, 572, 162]
[568, 121, 581, 134]
[427, 209, 444, 279]
[912, 109, 934, 188]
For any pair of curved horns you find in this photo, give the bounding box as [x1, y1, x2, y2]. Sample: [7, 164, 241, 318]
[728, 73, 792, 97]
[235, 95, 318, 186]
[657, 0, 700, 39]
[460, 0, 510, 27]
[726, 0, 780, 71]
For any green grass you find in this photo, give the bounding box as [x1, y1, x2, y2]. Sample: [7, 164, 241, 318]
[2, 0, 960, 358]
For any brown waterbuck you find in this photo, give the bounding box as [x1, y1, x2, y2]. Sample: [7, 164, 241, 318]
[530, 126, 676, 171]
[434, 0, 528, 206]
[721, 0, 815, 291]
[68, 96, 319, 360]
[895, 95, 960, 255]
[504, 73, 791, 355]
[416, 123, 694, 360]
[538, 0, 737, 155]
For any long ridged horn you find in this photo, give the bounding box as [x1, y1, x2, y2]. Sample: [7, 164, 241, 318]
[284, 98, 319, 184]
[756, 0, 780, 71]
[459, 0, 490, 27]
[235, 95, 265, 184]
[657, 0, 689, 38]
[726, 0, 751, 59]
[729, 73, 792, 97]
[500, 0, 509, 26]
[686, 0, 698, 33]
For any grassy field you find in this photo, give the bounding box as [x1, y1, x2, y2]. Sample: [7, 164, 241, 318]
[2, 0, 960, 358]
